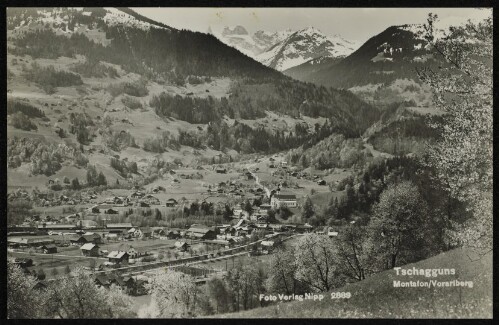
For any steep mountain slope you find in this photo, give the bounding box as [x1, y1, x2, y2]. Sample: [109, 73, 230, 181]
[257, 27, 359, 71]
[282, 56, 343, 81]
[297, 24, 439, 87]
[287, 24, 443, 106]
[7, 7, 381, 190]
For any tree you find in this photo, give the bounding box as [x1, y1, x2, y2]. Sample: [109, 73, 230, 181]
[63, 176, 70, 184]
[71, 177, 80, 190]
[294, 233, 344, 292]
[45, 266, 133, 318]
[97, 171, 107, 186]
[301, 196, 315, 219]
[206, 276, 229, 314]
[336, 223, 370, 281]
[7, 259, 44, 318]
[266, 247, 304, 295]
[278, 206, 292, 220]
[143, 270, 199, 317]
[418, 14, 492, 253]
[101, 284, 135, 318]
[225, 260, 265, 311]
[37, 269, 46, 280]
[243, 199, 253, 215]
[366, 181, 430, 271]
[64, 265, 71, 274]
[86, 165, 98, 186]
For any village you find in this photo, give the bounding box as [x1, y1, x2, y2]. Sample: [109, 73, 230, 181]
[7, 154, 346, 310]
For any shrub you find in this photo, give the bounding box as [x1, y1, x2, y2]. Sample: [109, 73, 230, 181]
[10, 112, 37, 130]
[24, 62, 83, 93]
[71, 59, 120, 78]
[107, 79, 148, 97]
[121, 96, 143, 110]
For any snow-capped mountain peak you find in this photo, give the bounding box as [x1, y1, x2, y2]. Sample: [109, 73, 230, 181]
[257, 26, 360, 71]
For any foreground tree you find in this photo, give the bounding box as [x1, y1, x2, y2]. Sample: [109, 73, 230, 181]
[336, 223, 370, 281]
[44, 266, 134, 318]
[366, 181, 431, 270]
[266, 247, 306, 295]
[7, 259, 44, 318]
[205, 276, 230, 314]
[294, 233, 344, 292]
[143, 270, 198, 318]
[418, 14, 492, 253]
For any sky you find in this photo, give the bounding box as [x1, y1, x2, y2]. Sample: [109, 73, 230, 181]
[134, 8, 491, 43]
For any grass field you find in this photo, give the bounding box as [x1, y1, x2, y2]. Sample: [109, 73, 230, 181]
[221, 248, 492, 318]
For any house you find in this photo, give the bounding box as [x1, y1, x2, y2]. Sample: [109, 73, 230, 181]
[174, 241, 189, 251]
[328, 228, 339, 237]
[295, 224, 314, 233]
[216, 167, 227, 174]
[143, 194, 160, 205]
[186, 225, 217, 240]
[244, 171, 254, 180]
[317, 179, 327, 186]
[105, 208, 119, 214]
[40, 244, 57, 254]
[233, 204, 243, 218]
[70, 233, 102, 246]
[32, 280, 48, 291]
[135, 201, 150, 208]
[14, 258, 33, 269]
[80, 243, 100, 257]
[126, 246, 149, 259]
[270, 193, 297, 208]
[107, 251, 129, 264]
[166, 198, 178, 207]
[128, 227, 139, 237]
[94, 274, 111, 287]
[129, 191, 144, 199]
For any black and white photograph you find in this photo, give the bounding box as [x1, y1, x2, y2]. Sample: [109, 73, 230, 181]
[5, 5, 493, 319]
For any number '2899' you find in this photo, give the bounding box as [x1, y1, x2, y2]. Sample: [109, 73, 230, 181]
[330, 292, 351, 299]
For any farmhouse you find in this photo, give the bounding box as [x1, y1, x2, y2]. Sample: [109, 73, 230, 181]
[165, 198, 178, 207]
[70, 233, 102, 246]
[14, 258, 33, 268]
[126, 246, 149, 259]
[40, 244, 57, 254]
[80, 243, 100, 257]
[295, 224, 314, 233]
[107, 251, 129, 265]
[186, 225, 217, 240]
[270, 193, 297, 208]
[142, 194, 160, 205]
[174, 241, 189, 251]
